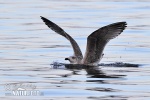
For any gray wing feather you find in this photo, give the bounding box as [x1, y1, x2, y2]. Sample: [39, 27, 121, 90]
[83, 22, 127, 64]
[41, 16, 83, 59]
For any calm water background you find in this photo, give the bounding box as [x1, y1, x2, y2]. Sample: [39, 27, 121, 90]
[0, 0, 150, 100]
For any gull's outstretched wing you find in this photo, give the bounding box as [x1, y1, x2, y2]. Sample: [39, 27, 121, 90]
[83, 22, 127, 65]
[40, 16, 83, 59]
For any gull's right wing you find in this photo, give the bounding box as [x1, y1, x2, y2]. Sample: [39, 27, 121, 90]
[83, 22, 127, 65]
[40, 16, 83, 59]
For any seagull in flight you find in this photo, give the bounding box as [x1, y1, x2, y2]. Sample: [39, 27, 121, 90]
[41, 16, 127, 66]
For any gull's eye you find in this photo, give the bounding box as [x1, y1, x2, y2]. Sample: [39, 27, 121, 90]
[72, 57, 76, 59]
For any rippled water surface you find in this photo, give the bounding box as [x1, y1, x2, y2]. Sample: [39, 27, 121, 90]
[0, 0, 150, 100]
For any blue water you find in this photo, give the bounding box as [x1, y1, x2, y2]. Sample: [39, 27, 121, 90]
[0, 0, 150, 100]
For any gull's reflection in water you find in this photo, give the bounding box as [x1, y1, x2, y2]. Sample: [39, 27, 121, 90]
[53, 63, 124, 81]
[64, 64, 126, 79]
[51, 63, 126, 94]
[64, 64, 126, 94]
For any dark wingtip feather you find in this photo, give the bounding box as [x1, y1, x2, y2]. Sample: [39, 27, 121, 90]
[40, 16, 44, 20]
[40, 16, 48, 23]
[40, 16, 56, 30]
[120, 21, 127, 28]
[40, 16, 52, 25]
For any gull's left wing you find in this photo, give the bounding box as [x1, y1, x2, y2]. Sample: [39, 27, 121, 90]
[40, 16, 83, 60]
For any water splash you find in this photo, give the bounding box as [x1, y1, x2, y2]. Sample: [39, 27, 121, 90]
[50, 61, 140, 69]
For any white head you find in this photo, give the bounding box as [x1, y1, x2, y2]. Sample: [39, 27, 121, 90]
[65, 56, 78, 64]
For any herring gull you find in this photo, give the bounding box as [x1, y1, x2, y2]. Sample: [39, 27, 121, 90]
[41, 16, 127, 66]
